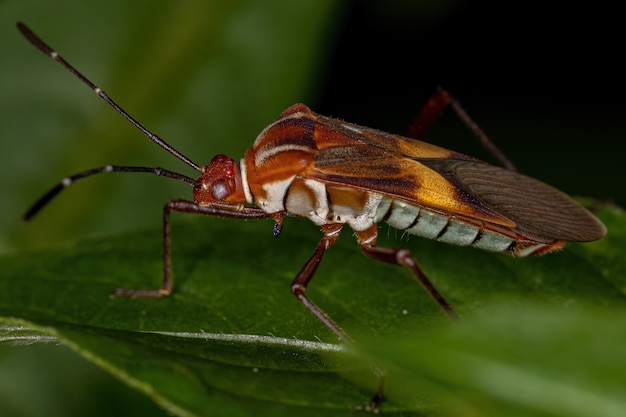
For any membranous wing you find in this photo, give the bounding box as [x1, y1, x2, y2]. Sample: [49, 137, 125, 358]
[306, 113, 606, 242]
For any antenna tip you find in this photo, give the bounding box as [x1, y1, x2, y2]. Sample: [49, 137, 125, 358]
[16, 22, 28, 34]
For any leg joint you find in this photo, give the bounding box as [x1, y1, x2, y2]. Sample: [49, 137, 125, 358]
[291, 282, 305, 296]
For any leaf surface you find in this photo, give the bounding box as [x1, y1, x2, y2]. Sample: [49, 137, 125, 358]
[1, 206, 624, 416]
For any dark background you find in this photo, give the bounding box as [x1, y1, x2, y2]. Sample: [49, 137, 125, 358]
[317, 1, 625, 206]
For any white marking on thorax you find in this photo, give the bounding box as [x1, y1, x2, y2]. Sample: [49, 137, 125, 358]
[257, 175, 296, 213]
[282, 177, 383, 231]
[282, 178, 329, 226]
[238, 159, 254, 204]
[254, 143, 315, 167]
[303, 179, 329, 224]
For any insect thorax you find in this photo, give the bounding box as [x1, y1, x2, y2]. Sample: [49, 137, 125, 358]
[282, 177, 383, 231]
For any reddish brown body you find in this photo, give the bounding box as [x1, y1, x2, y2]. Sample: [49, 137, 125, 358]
[19, 22, 606, 410]
[197, 103, 605, 259]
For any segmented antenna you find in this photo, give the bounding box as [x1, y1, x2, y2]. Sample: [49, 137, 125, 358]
[17, 22, 202, 172]
[23, 165, 200, 221]
[18, 22, 204, 220]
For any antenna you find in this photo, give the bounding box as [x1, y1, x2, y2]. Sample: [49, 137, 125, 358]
[23, 165, 200, 220]
[17, 22, 202, 172]
[18, 22, 204, 220]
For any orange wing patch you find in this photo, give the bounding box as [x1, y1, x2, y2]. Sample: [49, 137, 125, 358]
[305, 144, 516, 228]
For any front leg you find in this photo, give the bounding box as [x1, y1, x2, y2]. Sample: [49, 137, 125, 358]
[111, 199, 270, 298]
[290, 223, 347, 342]
[290, 223, 386, 412]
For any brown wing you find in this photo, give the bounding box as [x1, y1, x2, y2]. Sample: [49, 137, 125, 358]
[306, 115, 606, 242]
[420, 158, 607, 242]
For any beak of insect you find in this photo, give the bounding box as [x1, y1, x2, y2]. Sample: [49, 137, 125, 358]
[193, 154, 245, 206]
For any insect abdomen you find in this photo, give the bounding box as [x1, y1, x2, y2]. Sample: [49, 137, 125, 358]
[374, 198, 556, 257]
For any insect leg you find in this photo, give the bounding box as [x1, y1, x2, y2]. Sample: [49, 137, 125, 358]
[290, 223, 350, 342]
[291, 223, 386, 411]
[406, 88, 454, 140]
[447, 93, 517, 171]
[408, 89, 516, 171]
[111, 199, 270, 298]
[355, 225, 458, 320]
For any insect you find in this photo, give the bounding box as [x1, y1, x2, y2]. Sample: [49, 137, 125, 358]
[19, 22, 606, 409]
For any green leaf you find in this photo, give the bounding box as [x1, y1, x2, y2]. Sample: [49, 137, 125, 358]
[0, 218, 402, 415]
[365, 303, 626, 417]
[0, 205, 624, 416]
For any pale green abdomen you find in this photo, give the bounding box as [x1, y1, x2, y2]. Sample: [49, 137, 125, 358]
[374, 197, 523, 254]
